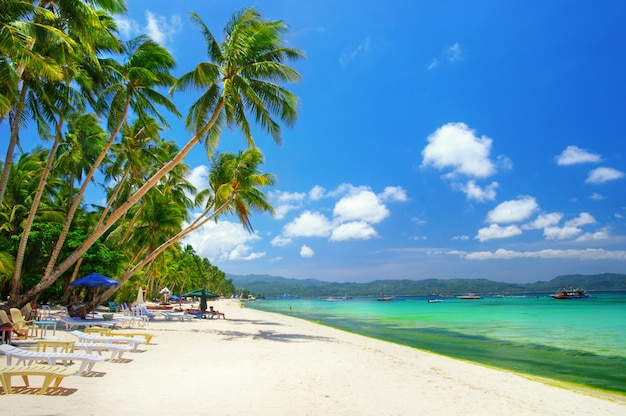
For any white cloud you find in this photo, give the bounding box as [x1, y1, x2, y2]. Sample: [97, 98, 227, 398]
[270, 235, 292, 247]
[556, 145, 601, 165]
[427, 58, 438, 70]
[330, 221, 378, 241]
[576, 228, 610, 242]
[590, 192, 605, 200]
[186, 165, 209, 194]
[114, 17, 140, 39]
[300, 245, 315, 258]
[269, 190, 306, 219]
[422, 122, 497, 178]
[339, 36, 371, 67]
[586, 167, 625, 184]
[378, 186, 408, 202]
[333, 190, 389, 224]
[456, 248, 626, 261]
[309, 186, 326, 201]
[452, 235, 469, 241]
[145, 11, 182, 45]
[475, 224, 522, 242]
[182, 220, 262, 262]
[114, 12, 182, 45]
[446, 42, 463, 62]
[487, 196, 538, 224]
[283, 211, 332, 237]
[523, 212, 563, 230]
[565, 212, 596, 227]
[463, 180, 498, 202]
[543, 226, 582, 240]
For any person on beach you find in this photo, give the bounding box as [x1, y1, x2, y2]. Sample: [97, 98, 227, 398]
[68, 304, 87, 319]
[209, 306, 226, 320]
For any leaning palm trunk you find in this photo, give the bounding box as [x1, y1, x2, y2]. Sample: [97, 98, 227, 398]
[0, 87, 28, 208]
[9, 116, 66, 299]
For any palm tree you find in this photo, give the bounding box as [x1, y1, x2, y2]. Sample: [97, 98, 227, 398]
[14, 7, 303, 308]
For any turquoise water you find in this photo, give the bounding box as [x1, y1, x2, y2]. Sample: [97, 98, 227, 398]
[247, 292, 626, 394]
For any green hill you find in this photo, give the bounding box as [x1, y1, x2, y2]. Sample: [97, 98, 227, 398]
[229, 272, 626, 298]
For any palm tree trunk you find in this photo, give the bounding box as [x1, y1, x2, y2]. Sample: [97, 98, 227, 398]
[10, 116, 65, 298]
[0, 87, 28, 209]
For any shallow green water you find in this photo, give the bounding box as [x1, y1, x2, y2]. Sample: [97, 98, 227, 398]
[247, 292, 626, 394]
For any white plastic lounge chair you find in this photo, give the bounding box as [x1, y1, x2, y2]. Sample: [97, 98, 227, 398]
[69, 330, 143, 350]
[73, 342, 132, 361]
[162, 312, 195, 322]
[0, 344, 105, 375]
[0, 364, 76, 394]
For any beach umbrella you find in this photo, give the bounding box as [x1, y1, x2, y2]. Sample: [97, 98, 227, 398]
[69, 272, 120, 317]
[182, 288, 219, 298]
[136, 287, 144, 305]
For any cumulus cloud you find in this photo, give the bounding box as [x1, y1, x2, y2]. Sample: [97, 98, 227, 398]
[422, 122, 497, 178]
[475, 224, 522, 242]
[185, 165, 209, 197]
[300, 245, 315, 258]
[270, 235, 292, 247]
[182, 220, 262, 262]
[540, 213, 595, 240]
[576, 228, 610, 242]
[283, 211, 332, 237]
[523, 212, 563, 230]
[309, 185, 326, 201]
[334, 190, 390, 223]
[590, 192, 605, 200]
[486, 196, 538, 224]
[455, 248, 626, 261]
[330, 221, 378, 241]
[269, 190, 306, 219]
[586, 167, 625, 184]
[463, 180, 498, 202]
[379, 186, 408, 202]
[556, 145, 601, 165]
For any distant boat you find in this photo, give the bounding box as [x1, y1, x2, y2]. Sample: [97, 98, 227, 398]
[427, 299, 443, 303]
[377, 285, 395, 301]
[551, 287, 592, 300]
[279, 294, 300, 299]
[457, 293, 482, 300]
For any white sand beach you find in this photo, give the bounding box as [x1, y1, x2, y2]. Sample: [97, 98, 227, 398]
[2, 301, 625, 416]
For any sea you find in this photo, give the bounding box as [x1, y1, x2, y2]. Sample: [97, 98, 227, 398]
[246, 291, 626, 395]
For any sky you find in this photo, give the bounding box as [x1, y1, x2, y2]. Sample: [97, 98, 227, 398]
[6, 1, 626, 284]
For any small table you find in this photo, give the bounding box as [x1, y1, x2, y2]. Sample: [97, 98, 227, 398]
[31, 321, 57, 338]
[36, 339, 75, 353]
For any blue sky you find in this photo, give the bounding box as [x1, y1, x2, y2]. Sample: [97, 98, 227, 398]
[7, 1, 626, 284]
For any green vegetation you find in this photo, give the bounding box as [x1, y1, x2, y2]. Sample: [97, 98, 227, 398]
[0, 3, 303, 307]
[231, 273, 626, 298]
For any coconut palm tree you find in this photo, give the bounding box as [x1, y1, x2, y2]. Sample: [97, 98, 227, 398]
[13, 7, 303, 308]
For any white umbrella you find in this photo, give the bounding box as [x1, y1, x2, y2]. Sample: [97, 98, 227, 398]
[159, 287, 171, 294]
[136, 287, 144, 305]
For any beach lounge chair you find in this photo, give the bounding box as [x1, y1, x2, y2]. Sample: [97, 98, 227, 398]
[162, 312, 195, 322]
[73, 342, 132, 361]
[0, 364, 77, 394]
[109, 330, 155, 344]
[108, 302, 120, 312]
[9, 308, 34, 337]
[39, 305, 53, 320]
[69, 330, 143, 350]
[0, 310, 26, 341]
[0, 344, 105, 375]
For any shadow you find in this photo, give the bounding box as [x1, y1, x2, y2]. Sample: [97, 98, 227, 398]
[109, 358, 133, 364]
[1, 386, 78, 396]
[80, 371, 106, 378]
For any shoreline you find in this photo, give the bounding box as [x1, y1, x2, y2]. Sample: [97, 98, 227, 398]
[2, 301, 626, 415]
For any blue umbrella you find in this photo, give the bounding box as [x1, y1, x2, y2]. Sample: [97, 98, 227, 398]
[70, 273, 120, 288]
[70, 273, 120, 317]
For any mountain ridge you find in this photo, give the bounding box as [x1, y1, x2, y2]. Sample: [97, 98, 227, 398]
[228, 272, 626, 297]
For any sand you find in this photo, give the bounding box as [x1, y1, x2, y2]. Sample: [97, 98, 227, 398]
[2, 300, 625, 416]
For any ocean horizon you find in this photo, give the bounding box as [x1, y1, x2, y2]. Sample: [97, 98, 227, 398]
[247, 291, 626, 395]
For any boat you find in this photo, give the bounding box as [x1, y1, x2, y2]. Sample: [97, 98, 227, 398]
[457, 293, 482, 300]
[551, 287, 592, 300]
[427, 299, 443, 303]
[377, 286, 395, 301]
